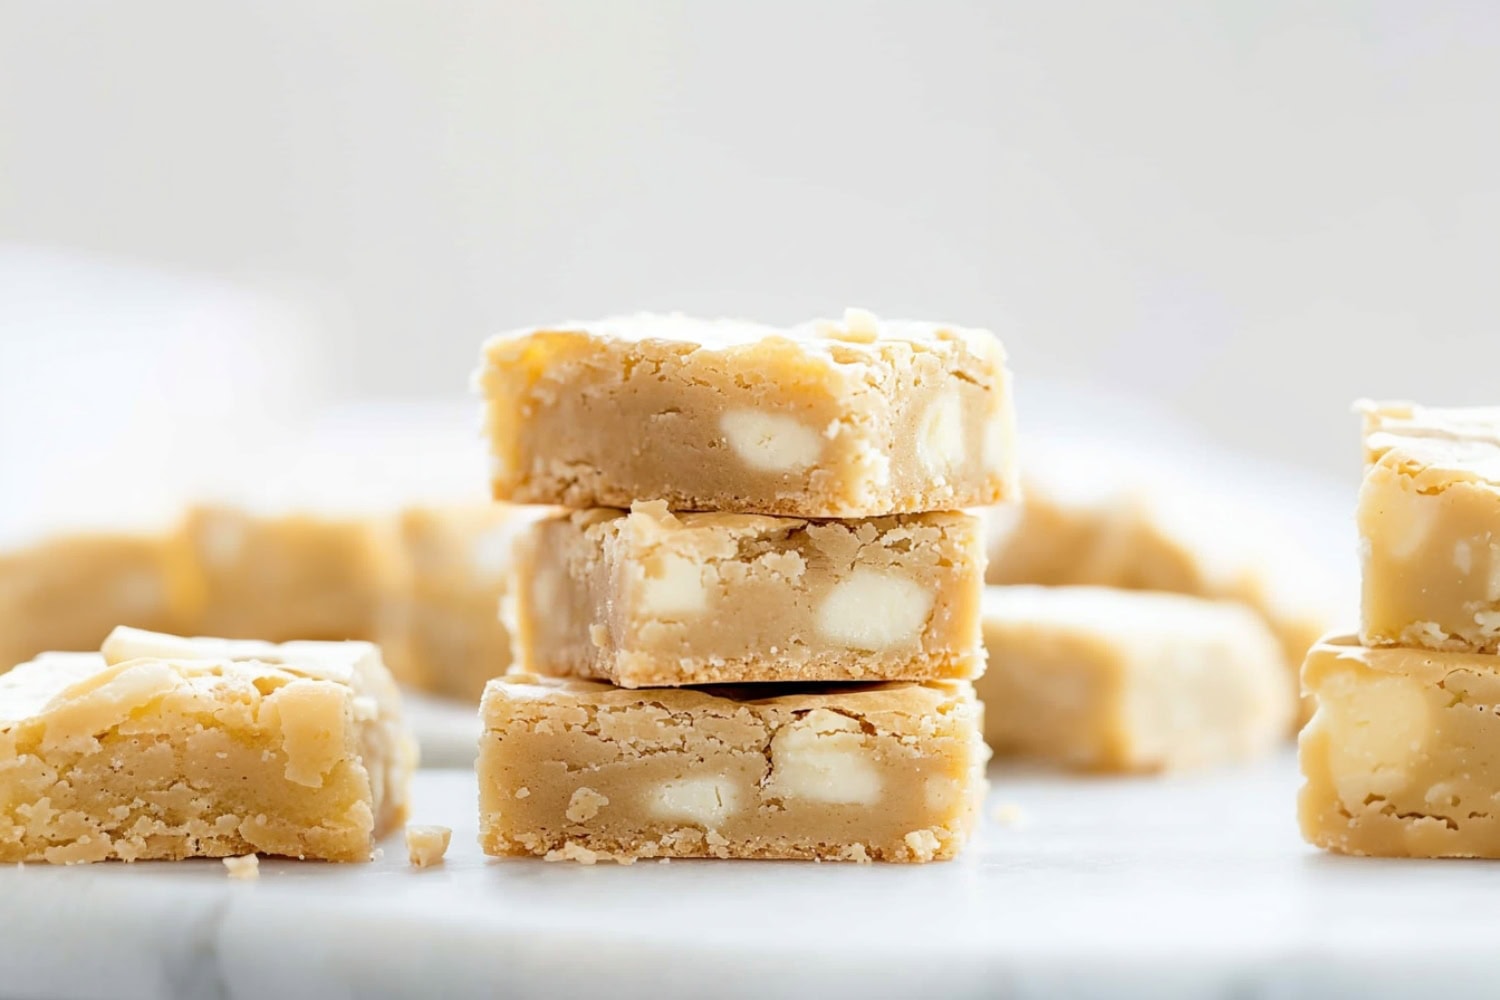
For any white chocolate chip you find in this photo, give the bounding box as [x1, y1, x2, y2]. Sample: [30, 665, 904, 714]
[816, 570, 933, 651]
[1321, 668, 1430, 803]
[1424, 781, 1464, 809]
[648, 776, 738, 827]
[917, 393, 965, 474]
[199, 515, 247, 567]
[1489, 544, 1500, 601]
[565, 787, 609, 822]
[637, 552, 708, 617]
[1456, 540, 1475, 576]
[767, 709, 882, 805]
[720, 410, 823, 473]
[1383, 489, 1438, 561]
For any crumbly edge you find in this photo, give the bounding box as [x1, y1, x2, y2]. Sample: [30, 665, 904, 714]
[499, 479, 1008, 519]
[582, 648, 985, 689]
[479, 827, 968, 864]
[1363, 622, 1500, 656]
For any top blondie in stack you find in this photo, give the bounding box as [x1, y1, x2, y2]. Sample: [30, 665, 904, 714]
[472, 308, 1018, 862]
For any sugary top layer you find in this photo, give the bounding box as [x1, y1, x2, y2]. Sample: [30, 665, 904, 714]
[981, 585, 1273, 641]
[481, 308, 1005, 365]
[0, 627, 388, 728]
[1361, 400, 1500, 486]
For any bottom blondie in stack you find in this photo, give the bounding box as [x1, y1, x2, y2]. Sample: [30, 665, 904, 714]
[1301, 403, 1500, 857]
[471, 311, 1016, 862]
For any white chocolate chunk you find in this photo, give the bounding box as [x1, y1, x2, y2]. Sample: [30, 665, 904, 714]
[917, 393, 964, 474]
[1489, 544, 1500, 601]
[566, 787, 609, 822]
[405, 825, 452, 868]
[648, 776, 738, 827]
[816, 570, 933, 651]
[767, 709, 882, 805]
[637, 553, 708, 617]
[1321, 668, 1430, 802]
[199, 515, 247, 566]
[1425, 781, 1464, 809]
[1456, 540, 1475, 576]
[720, 410, 822, 473]
[1477, 610, 1500, 636]
[1385, 489, 1439, 561]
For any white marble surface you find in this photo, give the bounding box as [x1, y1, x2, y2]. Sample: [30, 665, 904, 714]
[401, 691, 480, 769]
[4, 755, 1500, 999]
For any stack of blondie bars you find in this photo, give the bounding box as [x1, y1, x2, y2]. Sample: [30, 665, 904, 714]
[1301, 401, 1500, 857]
[471, 310, 1016, 862]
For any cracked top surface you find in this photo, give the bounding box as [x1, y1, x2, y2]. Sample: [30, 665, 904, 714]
[0, 627, 395, 729]
[480, 308, 1007, 369]
[1361, 400, 1500, 488]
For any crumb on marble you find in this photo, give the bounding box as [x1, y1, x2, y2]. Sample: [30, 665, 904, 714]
[223, 854, 259, 880]
[406, 825, 453, 868]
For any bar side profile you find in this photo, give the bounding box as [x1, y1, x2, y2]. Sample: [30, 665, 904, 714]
[1299, 633, 1500, 858]
[474, 310, 1017, 517]
[508, 503, 985, 687]
[478, 674, 987, 863]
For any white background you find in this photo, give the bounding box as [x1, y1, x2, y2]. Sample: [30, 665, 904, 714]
[1, 1, 1497, 512]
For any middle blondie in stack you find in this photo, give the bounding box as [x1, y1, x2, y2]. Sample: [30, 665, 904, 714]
[472, 310, 1018, 862]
